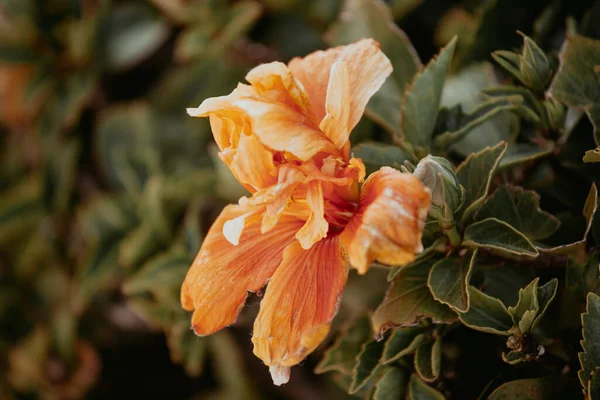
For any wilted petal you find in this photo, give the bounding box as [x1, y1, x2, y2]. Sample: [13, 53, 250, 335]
[288, 38, 392, 132]
[181, 205, 304, 335]
[342, 167, 431, 274]
[252, 237, 347, 376]
[269, 365, 290, 386]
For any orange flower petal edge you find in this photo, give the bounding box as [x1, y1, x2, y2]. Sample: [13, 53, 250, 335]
[252, 237, 347, 382]
[342, 167, 431, 275]
[182, 38, 431, 385]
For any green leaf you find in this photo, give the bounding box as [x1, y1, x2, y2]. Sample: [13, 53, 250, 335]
[39, 70, 97, 136]
[464, 218, 539, 257]
[414, 338, 442, 382]
[477, 185, 560, 241]
[482, 265, 537, 307]
[175, 1, 262, 62]
[388, 239, 445, 281]
[440, 64, 516, 157]
[488, 376, 564, 400]
[550, 35, 600, 142]
[127, 294, 180, 330]
[408, 374, 445, 400]
[491, 51, 524, 84]
[478, 365, 560, 399]
[96, 103, 159, 196]
[372, 367, 409, 400]
[78, 239, 123, 304]
[351, 143, 410, 175]
[589, 367, 600, 400]
[315, 316, 371, 375]
[0, 178, 44, 245]
[459, 286, 513, 335]
[350, 338, 385, 394]
[166, 318, 207, 377]
[42, 138, 80, 214]
[519, 34, 552, 92]
[150, 58, 244, 113]
[433, 97, 521, 149]
[579, 292, 600, 395]
[566, 255, 600, 300]
[373, 260, 457, 336]
[457, 142, 507, 223]
[100, 3, 170, 71]
[584, 147, 600, 163]
[484, 86, 546, 119]
[209, 331, 259, 399]
[498, 143, 552, 170]
[180, 200, 205, 258]
[327, 0, 421, 135]
[139, 176, 177, 242]
[382, 326, 425, 364]
[401, 37, 457, 151]
[462, 0, 549, 66]
[77, 195, 137, 245]
[582, 1, 600, 40]
[508, 279, 539, 331]
[0, 44, 38, 63]
[428, 251, 477, 312]
[501, 350, 530, 366]
[533, 279, 558, 330]
[117, 222, 166, 269]
[122, 250, 191, 305]
[542, 184, 598, 263]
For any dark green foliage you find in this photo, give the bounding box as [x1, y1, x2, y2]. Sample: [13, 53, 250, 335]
[2, 0, 600, 399]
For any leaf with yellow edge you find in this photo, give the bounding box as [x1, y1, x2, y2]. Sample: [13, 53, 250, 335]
[584, 147, 600, 162]
[401, 37, 457, 151]
[550, 35, 600, 142]
[315, 316, 371, 375]
[373, 259, 457, 336]
[457, 142, 507, 224]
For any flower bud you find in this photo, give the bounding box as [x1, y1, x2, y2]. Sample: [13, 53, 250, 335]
[519, 36, 552, 92]
[413, 155, 462, 221]
[543, 97, 565, 130]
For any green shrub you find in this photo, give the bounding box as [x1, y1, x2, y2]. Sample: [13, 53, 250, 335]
[1, 0, 600, 398]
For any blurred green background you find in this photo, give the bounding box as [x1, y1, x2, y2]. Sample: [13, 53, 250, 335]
[0, 0, 598, 399]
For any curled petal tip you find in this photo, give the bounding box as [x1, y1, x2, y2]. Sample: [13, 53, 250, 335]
[186, 107, 201, 117]
[416, 241, 424, 254]
[223, 217, 244, 246]
[269, 365, 290, 386]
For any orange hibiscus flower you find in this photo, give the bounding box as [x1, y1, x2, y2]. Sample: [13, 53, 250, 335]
[181, 39, 431, 385]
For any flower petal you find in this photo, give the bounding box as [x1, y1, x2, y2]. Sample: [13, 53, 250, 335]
[231, 97, 337, 161]
[342, 167, 431, 274]
[220, 132, 277, 192]
[251, 165, 307, 233]
[252, 236, 347, 380]
[319, 61, 350, 149]
[188, 83, 254, 150]
[245, 61, 316, 123]
[181, 205, 304, 335]
[295, 181, 328, 249]
[288, 38, 392, 132]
